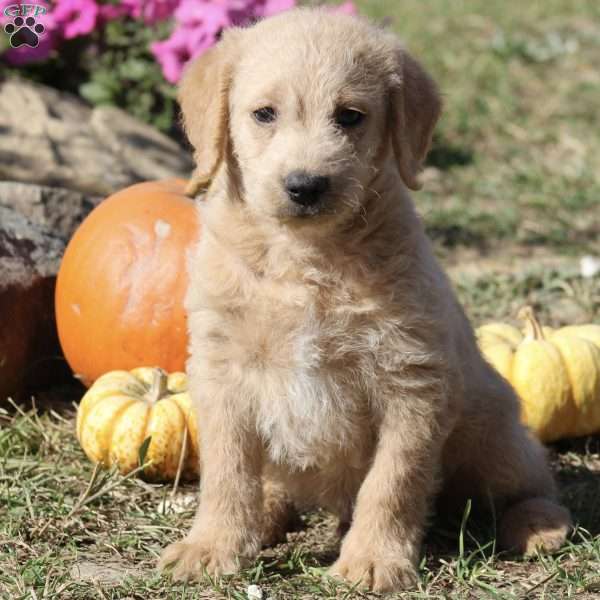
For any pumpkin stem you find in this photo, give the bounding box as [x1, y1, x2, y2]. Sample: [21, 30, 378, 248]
[518, 306, 546, 341]
[146, 368, 169, 404]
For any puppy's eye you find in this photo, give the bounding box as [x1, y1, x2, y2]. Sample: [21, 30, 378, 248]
[335, 108, 365, 128]
[253, 106, 277, 124]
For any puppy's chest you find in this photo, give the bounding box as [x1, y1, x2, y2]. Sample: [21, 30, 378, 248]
[236, 284, 383, 469]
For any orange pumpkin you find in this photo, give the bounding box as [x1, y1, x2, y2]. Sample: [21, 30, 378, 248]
[55, 180, 198, 386]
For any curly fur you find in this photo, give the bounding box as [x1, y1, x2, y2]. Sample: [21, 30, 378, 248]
[160, 9, 571, 592]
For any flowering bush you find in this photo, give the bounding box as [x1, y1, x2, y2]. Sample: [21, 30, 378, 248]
[1, 0, 356, 131]
[151, 0, 298, 83]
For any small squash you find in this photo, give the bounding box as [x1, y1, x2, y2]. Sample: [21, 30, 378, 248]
[477, 308, 600, 442]
[76, 367, 199, 481]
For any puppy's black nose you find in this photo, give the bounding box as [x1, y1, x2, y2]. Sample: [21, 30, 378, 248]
[284, 171, 330, 206]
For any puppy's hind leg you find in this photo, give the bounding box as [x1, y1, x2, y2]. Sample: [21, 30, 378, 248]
[498, 496, 571, 556]
[469, 385, 572, 555]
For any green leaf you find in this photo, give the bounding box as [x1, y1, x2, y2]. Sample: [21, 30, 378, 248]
[119, 58, 151, 81]
[138, 436, 152, 467]
[79, 80, 115, 105]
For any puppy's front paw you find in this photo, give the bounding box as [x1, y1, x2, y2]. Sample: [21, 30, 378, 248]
[159, 532, 258, 581]
[329, 549, 418, 592]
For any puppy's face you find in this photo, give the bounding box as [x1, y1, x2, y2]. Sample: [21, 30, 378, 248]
[228, 33, 389, 223]
[180, 10, 441, 227]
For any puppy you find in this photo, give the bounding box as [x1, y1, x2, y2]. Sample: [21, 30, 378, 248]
[160, 8, 571, 592]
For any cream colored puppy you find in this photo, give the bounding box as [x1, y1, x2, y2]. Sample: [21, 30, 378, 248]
[160, 8, 571, 592]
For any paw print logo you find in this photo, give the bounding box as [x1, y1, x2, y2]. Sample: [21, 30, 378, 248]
[4, 15, 45, 48]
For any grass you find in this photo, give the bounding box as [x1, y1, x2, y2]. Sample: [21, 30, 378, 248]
[3, 394, 600, 599]
[2, 0, 600, 598]
[358, 0, 600, 257]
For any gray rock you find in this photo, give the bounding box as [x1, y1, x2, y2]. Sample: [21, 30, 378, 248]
[0, 180, 101, 240]
[0, 78, 193, 196]
[0, 205, 64, 281]
[0, 182, 100, 402]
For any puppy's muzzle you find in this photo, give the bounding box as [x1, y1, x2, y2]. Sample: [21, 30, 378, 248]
[284, 171, 330, 208]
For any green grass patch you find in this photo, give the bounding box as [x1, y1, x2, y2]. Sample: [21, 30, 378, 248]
[357, 0, 600, 255]
[2, 401, 600, 599]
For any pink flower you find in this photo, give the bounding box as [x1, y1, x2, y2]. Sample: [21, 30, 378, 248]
[150, 35, 187, 84]
[331, 1, 357, 15]
[151, 0, 299, 83]
[174, 0, 229, 33]
[257, 0, 295, 17]
[120, 0, 180, 24]
[98, 2, 131, 21]
[52, 0, 99, 39]
[151, 24, 215, 83]
[151, 0, 236, 82]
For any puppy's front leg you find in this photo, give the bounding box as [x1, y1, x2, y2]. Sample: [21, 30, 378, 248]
[160, 387, 263, 580]
[330, 393, 446, 592]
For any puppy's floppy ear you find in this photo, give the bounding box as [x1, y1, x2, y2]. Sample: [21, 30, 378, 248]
[389, 50, 441, 191]
[178, 32, 239, 196]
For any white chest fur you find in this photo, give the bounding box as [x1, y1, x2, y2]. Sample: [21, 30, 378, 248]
[251, 303, 375, 471]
